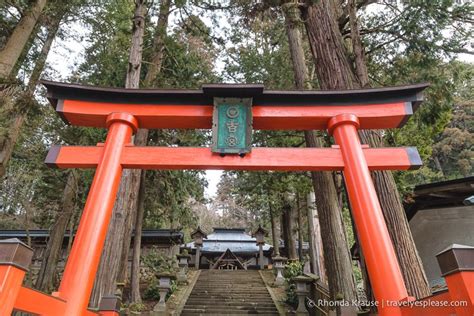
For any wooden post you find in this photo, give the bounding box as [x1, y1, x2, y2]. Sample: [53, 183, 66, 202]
[98, 296, 121, 316]
[436, 244, 474, 316]
[58, 113, 138, 315]
[0, 238, 33, 315]
[328, 114, 410, 316]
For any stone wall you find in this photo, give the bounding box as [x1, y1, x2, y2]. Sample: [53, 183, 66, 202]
[409, 205, 474, 286]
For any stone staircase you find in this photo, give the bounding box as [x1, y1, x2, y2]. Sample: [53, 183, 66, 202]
[181, 270, 280, 315]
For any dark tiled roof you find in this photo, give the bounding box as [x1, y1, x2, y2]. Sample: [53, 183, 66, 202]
[187, 228, 272, 253]
[0, 229, 183, 244]
[405, 176, 474, 221]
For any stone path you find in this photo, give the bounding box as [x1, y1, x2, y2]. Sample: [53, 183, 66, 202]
[181, 270, 280, 315]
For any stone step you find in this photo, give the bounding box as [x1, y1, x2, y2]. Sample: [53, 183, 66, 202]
[195, 279, 264, 282]
[184, 302, 277, 308]
[185, 292, 273, 298]
[194, 283, 266, 286]
[181, 307, 278, 313]
[195, 282, 264, 285]
[197, 276, 262, 278]
[189, 291, 269, 298]
[181, 312, 278, 316]
[190, 288, 270, 292]
[185, 302, 276, 306]
[188, 291, 271, 295]
[193, 283, 266, 286]
[189, 292, 271, 296]
[193, 286, 265, 288]
[194, 279, 264, 282]
[182, 270, 278, 316]
[194, 284, 265, 286]
[182, 309, 279, 314]
[185, 299, 276, 304]
[187, 297, 274, 302]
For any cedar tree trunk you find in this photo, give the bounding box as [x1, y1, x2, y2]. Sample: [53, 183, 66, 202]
[90, 0, 148, 307]
[302, 0, 431, 298]
[269, 202, 280, 256]
[296, 195, 304, 261]
[306, 192, 327, 283]
[285, 201, 298, 260]
[0, 0, 47, 79]
[282, 1, 357, 300]
[125, 0, 171, 301]
[130, 171, 146, 303]
[0, 11, 63, 177]
[36, 170, 78, 292]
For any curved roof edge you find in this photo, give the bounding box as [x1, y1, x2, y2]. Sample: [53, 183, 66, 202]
[41, 80, 429, 108]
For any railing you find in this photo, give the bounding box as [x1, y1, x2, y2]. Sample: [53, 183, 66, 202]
[305, 273, 330, 316]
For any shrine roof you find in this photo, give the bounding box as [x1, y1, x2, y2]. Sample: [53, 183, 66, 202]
[404, 176, 474, 221]
[42, 80, 428, 108]
[186, 228, 272, 253]
[0, 229, 184, 245]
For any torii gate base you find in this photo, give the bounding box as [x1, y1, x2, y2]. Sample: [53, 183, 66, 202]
[0, 82, 472, 316]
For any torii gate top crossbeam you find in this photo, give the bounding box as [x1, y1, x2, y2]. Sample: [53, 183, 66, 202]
[42, 81, 428, 130]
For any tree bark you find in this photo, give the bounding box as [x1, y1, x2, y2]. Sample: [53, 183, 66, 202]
[269, 202, 280, 256]
[124, 0, 146, 89]
[0, 12, 63, 178]
[306, 192, 326, 284]
[36, 170, 78, 292]
[143, 0, 171, 86]
[0, 0, 48, 79]
[280, 209, 289, 257]
[90, 0, 147, 307]
[296, 195, 304, 261]
[117, 0, 172, 299]
[282, 2, 357, 301]
[306, 133, 358, 301]
[92, 0, 173, 305]
[130, 171, 146, 303]
[302, 0, 431, 298]
[303, 2, 359, 90]
[285, 202, 298, 260]
[348, 0, 369, 87]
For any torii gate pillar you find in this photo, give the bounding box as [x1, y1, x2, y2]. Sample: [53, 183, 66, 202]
[58, 113, 138, 315]
[329, 114, 411, 314]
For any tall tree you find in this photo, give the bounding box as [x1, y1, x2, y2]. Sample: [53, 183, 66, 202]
[35, 170, 78, 292]
[130, 171, 146, 303]
[129, 0, 172, 304]
[143, 0, 171, 86]
[268, 197, 280, 256]
[306, 192, 326, 283]
[0, 4, 66, 177]
[0, 0, 47, 79]
[301, 0, 431, 298]
[90, 0, 148, 307]
[283, 199, 298, 260]
[281, 1, 357, 301]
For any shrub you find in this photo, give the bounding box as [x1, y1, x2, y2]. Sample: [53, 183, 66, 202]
[284, 260, 304, 307]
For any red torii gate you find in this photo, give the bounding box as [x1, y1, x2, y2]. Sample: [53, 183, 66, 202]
[0, 81, 472, 316]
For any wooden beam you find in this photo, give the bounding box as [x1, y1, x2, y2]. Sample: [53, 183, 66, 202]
[56, 100, 411, 130]
[46, 146, 422, 171]
[14, 287, 99, 316]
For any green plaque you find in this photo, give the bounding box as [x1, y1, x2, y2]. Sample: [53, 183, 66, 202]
[212, 98, 252, 155]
